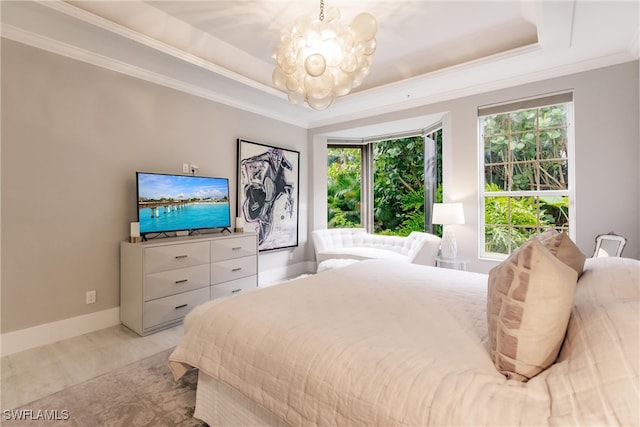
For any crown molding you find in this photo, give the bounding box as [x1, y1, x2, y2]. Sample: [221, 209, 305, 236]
[2, 0, 638, 132]
[1, 24, 310, 129]
[39, 1, 281, 98]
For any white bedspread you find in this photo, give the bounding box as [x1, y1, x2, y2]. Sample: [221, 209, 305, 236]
[169, 258, 639, 426]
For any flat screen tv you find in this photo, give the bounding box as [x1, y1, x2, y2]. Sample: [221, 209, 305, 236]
[136, 172, 231, 237]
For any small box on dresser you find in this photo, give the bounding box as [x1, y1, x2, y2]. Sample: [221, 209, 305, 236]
[120, 232, 258, 336]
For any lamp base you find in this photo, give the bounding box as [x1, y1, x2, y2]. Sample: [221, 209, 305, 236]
[440, 227, 457, 259]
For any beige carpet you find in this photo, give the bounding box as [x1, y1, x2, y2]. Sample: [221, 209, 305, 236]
[4, 348, 204, 427]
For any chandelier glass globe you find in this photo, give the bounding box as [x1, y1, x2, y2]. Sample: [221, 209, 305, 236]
[272, 4, 377, 110]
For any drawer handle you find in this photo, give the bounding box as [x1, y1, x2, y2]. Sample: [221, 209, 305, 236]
[175, 279, 188, 284]
[231, 246, 242, 250]
[175, 304, 188, 310]
[232, 267, 242, 272]
[231, 288, 242, 293]
[175, 255, 188, 259]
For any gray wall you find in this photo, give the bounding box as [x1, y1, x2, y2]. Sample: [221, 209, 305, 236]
[310, 61, 640, 273]
[1, 39, 308, 333]
[2, 37, 638, 334]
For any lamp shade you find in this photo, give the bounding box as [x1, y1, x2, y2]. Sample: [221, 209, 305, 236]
[432, 203, 465, 225]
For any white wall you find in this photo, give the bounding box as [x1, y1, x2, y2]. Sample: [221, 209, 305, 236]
[309, 61, 640, 273]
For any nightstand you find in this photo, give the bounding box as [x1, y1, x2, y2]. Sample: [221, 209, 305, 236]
[436, 256, 469, 271]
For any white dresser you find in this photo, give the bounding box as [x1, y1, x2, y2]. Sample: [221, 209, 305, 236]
[120, 232, 258, 336]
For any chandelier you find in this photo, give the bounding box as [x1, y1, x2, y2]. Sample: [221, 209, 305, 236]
[272, 1, 377, 110]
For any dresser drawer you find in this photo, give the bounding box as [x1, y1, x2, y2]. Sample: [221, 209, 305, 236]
[211, 256, 257, 284]
[143, 287, 209, 331]
[210, 275, 257, 300]
[121, 234, 259, 336]
[144, 264, 210, 301]
[144, 241, 209, 273]
[210, 236, 257, 262]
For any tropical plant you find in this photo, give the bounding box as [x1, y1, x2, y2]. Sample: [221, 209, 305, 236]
[327, 147, 361, 228]
[483, 104, 570, 254]
[373, 137, 425, 235]
[483, 184, 569, 253]
[327, 132, 443, 236]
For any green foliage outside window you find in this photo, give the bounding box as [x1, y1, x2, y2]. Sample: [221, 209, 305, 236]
[483, 105, 569, 192]
[373, 138, 425, 235]
[482, 103, 571, 255]
[327, 103, 570, 255]
[327, 132, 443, 237]
[327, 148, 361, 228]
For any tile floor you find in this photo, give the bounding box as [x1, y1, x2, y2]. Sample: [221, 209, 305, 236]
[1, 324, 184, 410]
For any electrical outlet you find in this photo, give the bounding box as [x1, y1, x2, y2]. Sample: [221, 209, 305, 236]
[86, 290, 96, 304]
[182, 163, 190, 173]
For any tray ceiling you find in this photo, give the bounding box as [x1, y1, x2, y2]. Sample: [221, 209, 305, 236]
[2, 1, 638, 128]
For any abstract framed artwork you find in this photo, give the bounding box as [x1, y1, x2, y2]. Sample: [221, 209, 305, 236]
[237, 139, 300, 251]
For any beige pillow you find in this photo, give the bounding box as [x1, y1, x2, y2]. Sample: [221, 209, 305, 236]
[487, 238, 578, 381]
[538, 228, 559, 241]
[538, 229, 586, 276]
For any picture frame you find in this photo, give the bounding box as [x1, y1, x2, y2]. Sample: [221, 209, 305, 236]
[237, 139, 300, 251]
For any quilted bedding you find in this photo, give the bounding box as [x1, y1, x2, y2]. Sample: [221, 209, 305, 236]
[169, 257, 639, 426]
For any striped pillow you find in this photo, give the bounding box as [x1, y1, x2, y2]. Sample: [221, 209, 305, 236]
[487, 238, 578, 381]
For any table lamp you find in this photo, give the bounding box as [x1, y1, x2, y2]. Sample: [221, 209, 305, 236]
[432, 203, 465, 259]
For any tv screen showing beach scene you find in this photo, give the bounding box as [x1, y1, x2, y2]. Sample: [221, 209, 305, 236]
[136, 172, 231, 235]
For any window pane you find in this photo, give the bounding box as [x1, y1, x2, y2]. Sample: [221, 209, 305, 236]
[511, 132, 537, 161]
[509, 196, 539, 226]
[483, 194, 570, 253]
[539, 104, 568, 128]
[327, 147, 361, 228]
[484, 133, 510, 191]
[484, 135, 509, 164]
[328, 130, 442, 237]
[484, 225, 540, 255]
[540, 128, 567, 160]
[539, 160, 568, 190]
[373, 137, 424, 235]
[539, 195, 570, 228]
[485, 164, 509, 192]
[510, 108, 537, 132]
[484, 226, 510, 254]
[483, 113, 510, 136]
[511, 161, 537, 191]
[484, 195, 509, 224]
[481, 100, 572, 256]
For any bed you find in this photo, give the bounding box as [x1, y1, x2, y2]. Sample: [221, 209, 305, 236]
[169, 244, 639, 426]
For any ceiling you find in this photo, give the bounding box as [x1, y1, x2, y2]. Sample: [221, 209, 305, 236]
[1, 1, 638, 130]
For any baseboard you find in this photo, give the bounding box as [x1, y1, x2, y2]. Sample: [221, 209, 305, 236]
[1, 307, 121, 357]
[0, 262, 317, 356]
[259, 261, 316, 287]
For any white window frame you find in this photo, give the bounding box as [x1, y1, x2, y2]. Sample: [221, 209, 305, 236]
[477, 92, 576, 260]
